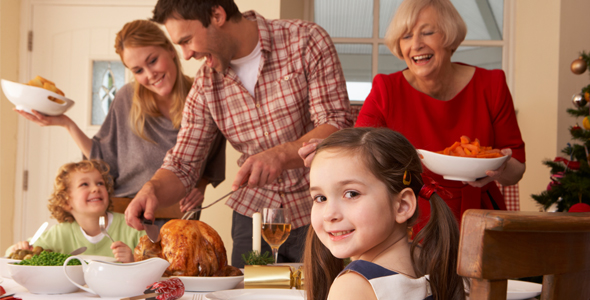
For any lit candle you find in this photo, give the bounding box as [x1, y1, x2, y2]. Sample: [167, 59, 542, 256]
[252, 212, 262, 254]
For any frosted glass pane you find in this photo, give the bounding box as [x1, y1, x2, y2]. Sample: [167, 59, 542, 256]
[315, 0, 373, 38]
[335, 44, 373, 83]
[377, 44, 407, 75]
[334, 44, 372, 101]
[91, 61, 125, 125]
[379, 0, 403, 39]
[453, 46, 502, 70]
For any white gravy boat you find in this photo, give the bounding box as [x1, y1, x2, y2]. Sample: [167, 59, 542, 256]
[63, 256, 169, 297]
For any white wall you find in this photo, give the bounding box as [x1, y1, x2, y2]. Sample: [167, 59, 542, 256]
[556, 1, 590, 161]
[515, 0, 590, 212]
[0, 0, 20, 256]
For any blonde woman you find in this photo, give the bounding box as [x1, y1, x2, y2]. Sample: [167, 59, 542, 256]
[15, 20, 225, 222]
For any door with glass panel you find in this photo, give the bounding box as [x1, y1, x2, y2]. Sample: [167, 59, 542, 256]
[14, 1, 155, 242]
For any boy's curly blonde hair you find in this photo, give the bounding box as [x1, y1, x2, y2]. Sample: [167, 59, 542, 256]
[49, 159, 114, 223]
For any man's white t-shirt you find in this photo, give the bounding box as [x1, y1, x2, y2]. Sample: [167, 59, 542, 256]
[230, 40, 262, 97]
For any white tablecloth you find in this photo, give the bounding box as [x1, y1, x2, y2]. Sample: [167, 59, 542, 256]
[0, 277, 211, 300]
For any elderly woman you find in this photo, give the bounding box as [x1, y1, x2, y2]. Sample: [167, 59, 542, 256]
[354, 0, 526, 231]
[15, 20, 226, 223]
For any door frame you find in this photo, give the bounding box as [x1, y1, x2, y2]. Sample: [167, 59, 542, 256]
[13, 0, 156, 242]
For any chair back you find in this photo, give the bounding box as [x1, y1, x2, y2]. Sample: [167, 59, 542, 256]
[457, 209, 590, 300]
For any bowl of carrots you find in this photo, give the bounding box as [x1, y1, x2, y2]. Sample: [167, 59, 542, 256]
[417, 136, 509, 182]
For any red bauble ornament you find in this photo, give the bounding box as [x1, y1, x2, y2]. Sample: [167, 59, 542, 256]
[571, 124, 582, 134]
[569, 203, 590, 212]
[547, 172, 565, 191]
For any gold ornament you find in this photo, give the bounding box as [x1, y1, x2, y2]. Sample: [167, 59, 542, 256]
[583, 116, 590, 130]
[571, 57, 588, 74]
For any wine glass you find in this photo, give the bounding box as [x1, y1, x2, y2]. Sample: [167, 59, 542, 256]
[261, 208, 292, 264]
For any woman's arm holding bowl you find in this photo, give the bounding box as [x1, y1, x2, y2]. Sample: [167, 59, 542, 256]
[468, 148, 526, 188]
[14, 108, 92, 157]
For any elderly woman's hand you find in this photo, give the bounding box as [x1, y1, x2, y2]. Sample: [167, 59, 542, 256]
[467, 148, 525, 188]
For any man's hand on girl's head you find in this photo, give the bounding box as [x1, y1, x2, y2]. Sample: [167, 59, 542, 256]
[298, 142, 318, 168]
[298, 138, 324, 168]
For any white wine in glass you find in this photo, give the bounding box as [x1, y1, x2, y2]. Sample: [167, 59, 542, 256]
[261, 208, 292, 264]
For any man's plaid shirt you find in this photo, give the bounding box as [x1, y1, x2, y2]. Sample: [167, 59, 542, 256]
[162, 11, 352, 228]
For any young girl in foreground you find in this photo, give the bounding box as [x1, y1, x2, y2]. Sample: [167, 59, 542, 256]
[10, 160, 144, 262]
[304, 127, 465, 300]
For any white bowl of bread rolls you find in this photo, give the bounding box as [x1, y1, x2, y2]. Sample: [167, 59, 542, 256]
[1, 76, 74, 116]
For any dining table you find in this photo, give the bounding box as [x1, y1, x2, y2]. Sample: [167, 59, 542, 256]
[1, 276, 542, 300]
[0, 277, 222, 300]
[0, 260, 311, 300]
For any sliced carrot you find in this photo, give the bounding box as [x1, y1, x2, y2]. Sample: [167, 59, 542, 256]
[480, 149, 501, 154]
[449, 142, 461, 150]
[461, 143, 480, 155]
[454, 146, 466, 156]
[436, 136, 504, 158]
[460, 135, 471, 144]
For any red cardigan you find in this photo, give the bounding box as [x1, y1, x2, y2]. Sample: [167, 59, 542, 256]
[356, 65, 525, 230]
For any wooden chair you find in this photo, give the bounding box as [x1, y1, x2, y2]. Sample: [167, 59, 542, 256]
[457, 209, 590, 300]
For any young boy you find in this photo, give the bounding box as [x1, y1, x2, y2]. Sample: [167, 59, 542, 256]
[8, 160, 145, 262]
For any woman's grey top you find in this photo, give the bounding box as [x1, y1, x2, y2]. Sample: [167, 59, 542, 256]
[90, 83, 226, 197]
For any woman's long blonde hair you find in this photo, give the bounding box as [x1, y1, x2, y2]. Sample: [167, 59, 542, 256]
[114, 20, 192, 142]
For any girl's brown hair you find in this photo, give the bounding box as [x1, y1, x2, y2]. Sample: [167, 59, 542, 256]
[114, 19, 193, 142]
[49, 160, 114, 223]
[303, 127, 465, 300]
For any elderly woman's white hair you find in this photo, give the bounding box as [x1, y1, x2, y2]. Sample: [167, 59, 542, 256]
[385, 0, 467, 59]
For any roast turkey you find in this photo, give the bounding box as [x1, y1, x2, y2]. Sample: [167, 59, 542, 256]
[134, 219, 242, 277]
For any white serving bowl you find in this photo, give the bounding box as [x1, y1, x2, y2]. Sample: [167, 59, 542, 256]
[417, 149, 509, 182]
[8, 262, 85, 294]
[1, 79, 74, 116]
[76, 255, 118, 263]
[0, 257, 20, 278]
[63, 256, 169, 298]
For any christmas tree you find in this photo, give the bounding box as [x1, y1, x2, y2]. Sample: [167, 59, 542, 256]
[532, 52, 590, 212]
